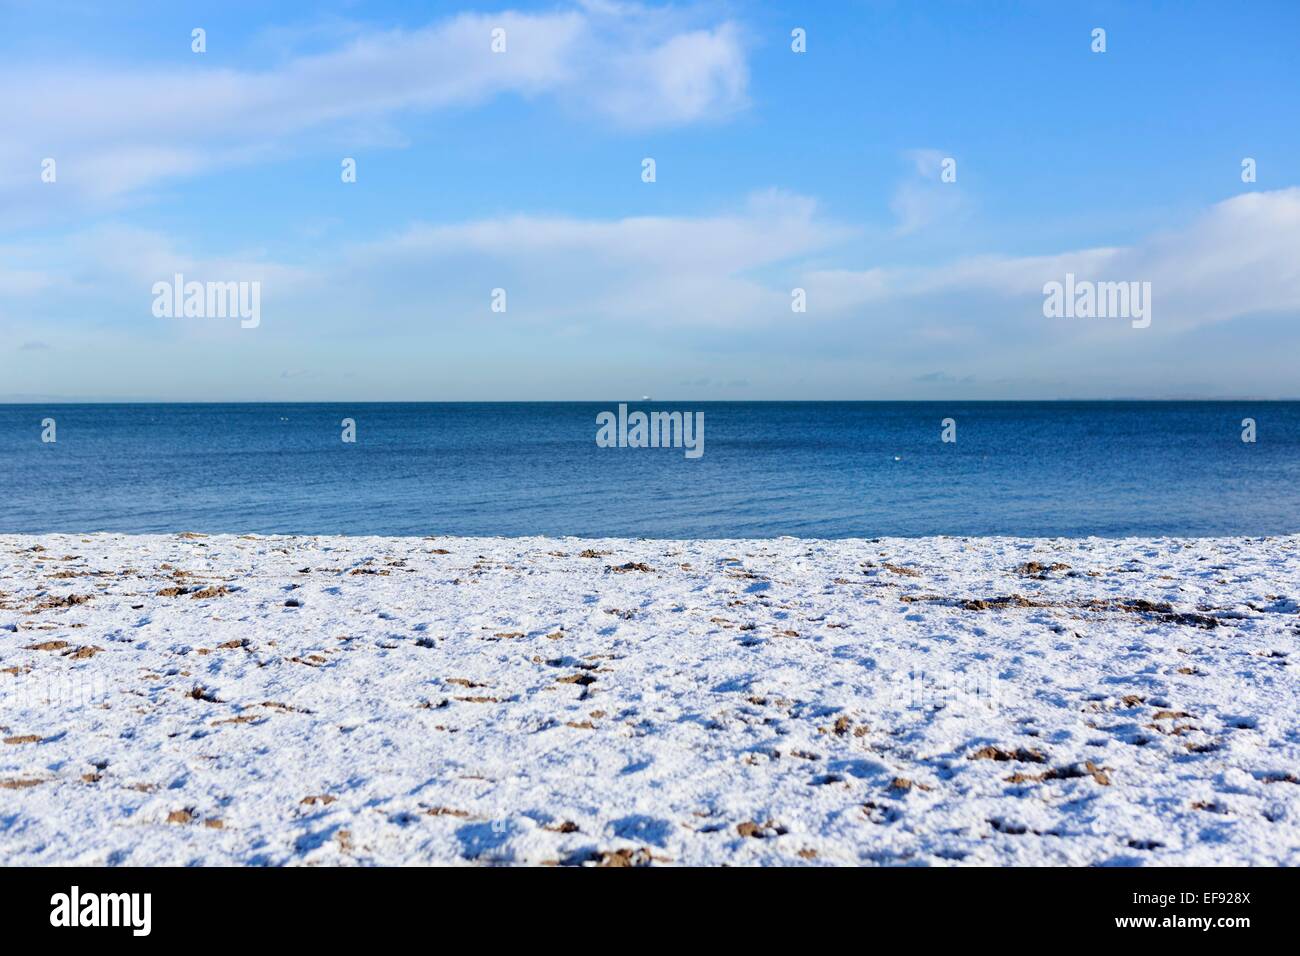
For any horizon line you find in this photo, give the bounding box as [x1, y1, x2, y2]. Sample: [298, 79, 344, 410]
[3, 397, 1299, 406]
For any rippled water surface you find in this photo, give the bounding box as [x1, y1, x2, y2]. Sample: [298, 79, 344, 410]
[2, 402, 1297, 537]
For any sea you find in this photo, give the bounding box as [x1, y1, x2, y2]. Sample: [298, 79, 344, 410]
[2, 402, 1298, 538]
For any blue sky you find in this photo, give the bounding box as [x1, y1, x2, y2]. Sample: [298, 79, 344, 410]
[2, 0, 1298, 400]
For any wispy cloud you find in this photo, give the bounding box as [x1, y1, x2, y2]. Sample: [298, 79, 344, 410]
[3, 186, 1297, 399]
[0, 190, 844, 337]
[807, 188, 1300, 336]
[0, 4, 748, 206]
[6, 187, 1298, 336]
[890, 148, 966, 235]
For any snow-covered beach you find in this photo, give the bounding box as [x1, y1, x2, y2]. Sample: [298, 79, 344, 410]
[1, 532, 1297, 866]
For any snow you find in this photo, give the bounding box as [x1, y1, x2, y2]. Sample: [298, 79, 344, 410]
[1, 532, 1298, 865]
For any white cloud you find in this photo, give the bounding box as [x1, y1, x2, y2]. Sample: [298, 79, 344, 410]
[808, 187, 1300, 336]
[4, 189, 1298, 399]
[587, 21, 748, 127]
[279, 189, 847, 331]
[0, 5, 748, 205]
[6, 189, 1298, 340]
[890, 148, 966, 235]
[0, 190, 843, 337]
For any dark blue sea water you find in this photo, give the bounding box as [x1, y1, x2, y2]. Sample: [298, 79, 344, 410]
[2, 402, 1297, 538]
